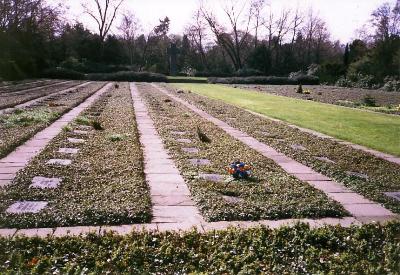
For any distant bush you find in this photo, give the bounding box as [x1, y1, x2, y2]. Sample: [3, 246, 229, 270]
[87, 71, 167, 82]
[234, 68, 264, 77]
[42, 67, 85, 80]
[383, 76, 400, 92]
[208, 75, 319, 85]
[335, 73, 379, 89]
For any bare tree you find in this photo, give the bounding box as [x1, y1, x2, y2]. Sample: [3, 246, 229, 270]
[118, 10, 140, 65]
[83, 0, 124, 42]
[249, 0, 267, 48]
[186, 8, 209, 69]
[263, 8, 275, 49]
[290, 7, 304, 45]
[201, 0, 252, 70]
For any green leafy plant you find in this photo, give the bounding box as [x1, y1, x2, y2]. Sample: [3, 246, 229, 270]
[2, 109, 58, 128]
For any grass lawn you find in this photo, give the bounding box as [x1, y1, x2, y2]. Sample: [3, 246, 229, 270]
[173, 84, 400, 156]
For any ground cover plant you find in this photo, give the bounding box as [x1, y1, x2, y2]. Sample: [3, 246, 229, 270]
[1, 222, 399, 273]
[166, 84, 400, 214]
[0, 81, 82, 109]
[138, 84, 346, 222]
[236, 84, 400, 115]
[87, 71, 167, 82]
[0, 82, 105, 159]
[173, 84, 400, 156]
[0, 80, 58, 94]
[0, 83, 151, 228]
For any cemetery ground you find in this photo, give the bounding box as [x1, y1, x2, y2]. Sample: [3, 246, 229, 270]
[0, 80, 399, 273]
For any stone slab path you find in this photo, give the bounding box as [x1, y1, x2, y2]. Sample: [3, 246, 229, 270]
[244, 109, 400, 166]
[151, 84, 398, 223]
[130, 83, 204, 226]
[0, 83, 113, 187]
[0, 82, 91, 115]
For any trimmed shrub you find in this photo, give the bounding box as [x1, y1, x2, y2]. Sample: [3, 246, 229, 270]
[87, 71, 167, 82]
[42, 67, 85, 80]
[208, 75, 319, 85]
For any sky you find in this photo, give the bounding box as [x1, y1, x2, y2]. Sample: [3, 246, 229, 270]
[63, 0, 397, 43]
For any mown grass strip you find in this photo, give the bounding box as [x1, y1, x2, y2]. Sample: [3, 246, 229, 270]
[0, 222, 399, 273]
[173, 84, 400, 156]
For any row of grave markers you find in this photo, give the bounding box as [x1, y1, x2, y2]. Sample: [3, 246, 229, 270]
[5, 127, 90, 214]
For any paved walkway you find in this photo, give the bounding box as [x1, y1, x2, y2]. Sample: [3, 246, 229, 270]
[0, 83, 113, 187]
[151, 84, 398, 223]
[0, 82, 91, 115]
[130, 83, 204, 227]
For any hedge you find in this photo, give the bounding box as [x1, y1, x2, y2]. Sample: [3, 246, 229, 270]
[0, 222, 399, 273]
[42, 68, 85, 80]
[87, 71, 167, 82]
[208, 75, 320, 85]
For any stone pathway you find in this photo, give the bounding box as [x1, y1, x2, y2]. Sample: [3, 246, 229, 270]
[152, 84, 398, 223]
[0, 82, 91, 115]
[130, 83, 205, 228]
[0, 83, 113, 187]
[244, 109, 400, 166]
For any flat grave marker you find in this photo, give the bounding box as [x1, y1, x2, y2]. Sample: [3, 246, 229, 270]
[291, 144, 307, 151]
[315, 156, 336, 164]
[189, 159, 211, 166]
[222, 195, 243, 204]
[58, 148, 79, 154]
[47, 159, 72, 166]
[384, 192, 400, 201]
[30, 176, 62, 189]
[176, 138, 192, 144]
[182, 147, 199, 154]
[346, 171, 369, 180]
[171, 131, 187, 135]
[68, 138, 85, 144]
[199, 173, 225, 182]
[73, 130, 89, 135]
[6, 201, 48, 214]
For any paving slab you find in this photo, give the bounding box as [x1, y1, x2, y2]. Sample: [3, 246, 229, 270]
[53, 226, 101, 237]
[15, 228, 54, 238]
[384, 192, 400, 201]
[0, 228, 17, 237]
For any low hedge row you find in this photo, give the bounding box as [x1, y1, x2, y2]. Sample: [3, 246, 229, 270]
[1, 222, 399, 273]
[42, 68, 168, 82]
[208, 75, 320, 85]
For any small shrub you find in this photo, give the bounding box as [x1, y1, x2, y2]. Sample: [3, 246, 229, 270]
[91, 120, 103, 130]
[42, 67, 86, 80]
[109, 134, 126, 142]
[208, 75, 319, 85]
[88, 71, 167, 82]
[62, 125, 72, 132]
[363, 95, 377, 107]
[76, 116, 91, 126]
[297, 84, 303, 94]
[2, 109, 58, 127]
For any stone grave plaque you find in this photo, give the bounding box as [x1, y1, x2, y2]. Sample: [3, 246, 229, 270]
[74, 130, 89, 135]
[30, 176, 61, 189]
[315, 156, 335, 164]
[58, 148, 79, 154]
[291, 144, 307, 151]
[189, 159, 211, 166]
[176, 138, 192, 144]
[68, 138, 85, 144]
[47, 159, 72, 166]
[346, 171, 369, 180]
[77, 125, 92, 131]
[6, 201, 48, 214]
[182, 147, 199, 154]
[171, 131, 187, 136]
[222, 195, 242, 204]
[199, 173, 224, 182]
[384, 192, 400, 201]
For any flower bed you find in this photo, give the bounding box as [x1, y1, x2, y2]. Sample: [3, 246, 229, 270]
[165, 85, 400, 214]
[0, 81, 81, 109]
[137, 84, 346, 222]
[0, 82, 105, 158]
[0, 222, 399, 273]
[0, 80, 58, 94]
[0, 83, 151, 228]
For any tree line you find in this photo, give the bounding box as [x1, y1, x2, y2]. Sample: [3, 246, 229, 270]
[0, 0, 399, 84]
